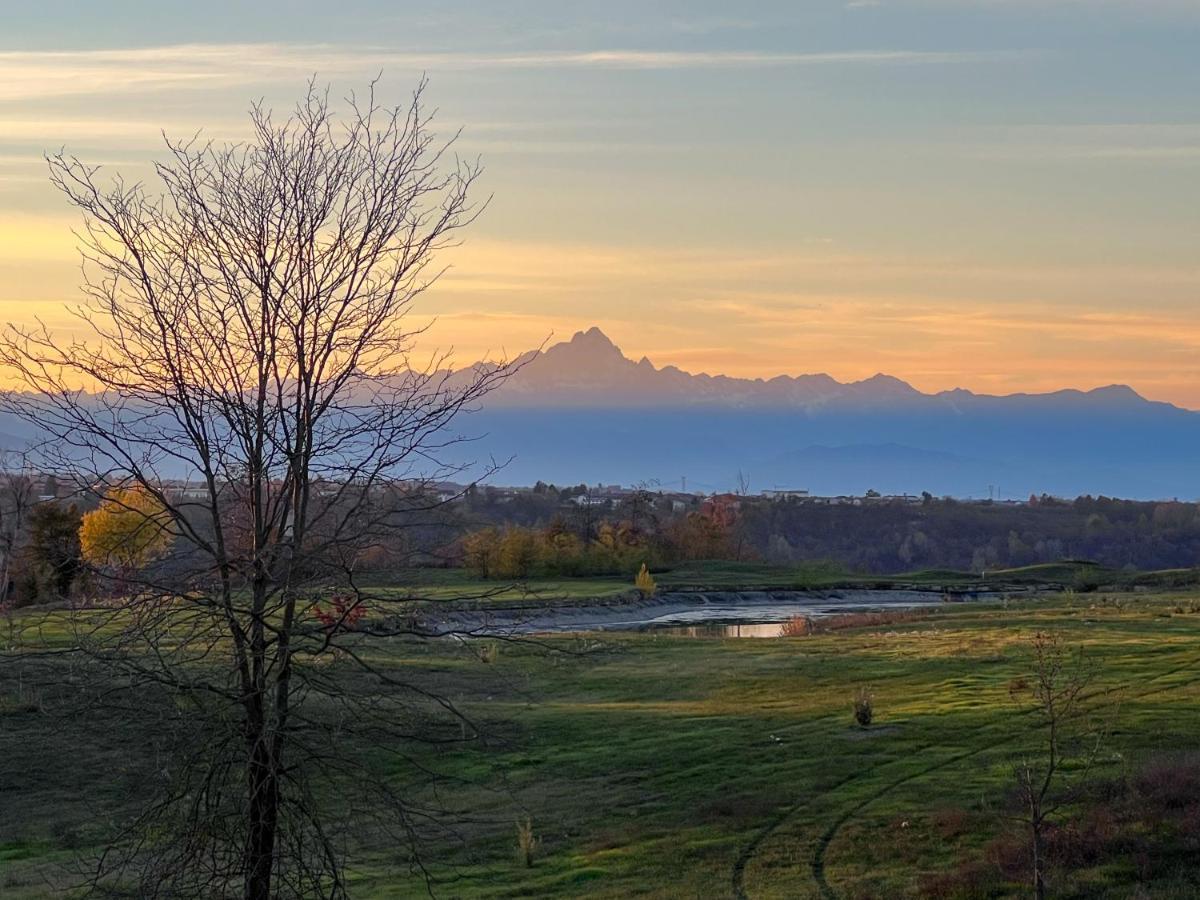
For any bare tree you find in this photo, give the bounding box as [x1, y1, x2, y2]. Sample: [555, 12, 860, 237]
[0, 453, 37, 633]
[734, 469, 750, 497]
[0, 79, 516, 898]
[624, 480, 660, 538]
[1010, 631, 1110, 900]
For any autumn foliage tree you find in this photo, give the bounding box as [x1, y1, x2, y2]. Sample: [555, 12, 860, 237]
[462, 526, 502, 578]
[666, 507, 736, 561]
[80, 485, 174, 572]
[461, 520, 656, 579]
[634, 563, 656, 597]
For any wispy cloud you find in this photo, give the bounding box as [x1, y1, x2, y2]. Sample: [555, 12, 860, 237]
[0, 43, 1028, 101]
[492, 49, 1012, 68]
[964, 123, 1200, 164]
[0, 117, 245, 143]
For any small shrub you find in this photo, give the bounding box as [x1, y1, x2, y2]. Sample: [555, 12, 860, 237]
[1043, 813, 1115, 868]
[983, 833, 1029, 881]
[516, 817, 539, 868]
[479, 641, 500, 664]
[1133, 752, 1200, 812]
[634, 563, 656, 597]
[853, 687, 874, 727]
[1007, 676, 1030, 698]
[779, 615, 812, 637]
[930, 806, 971, 840]
[312, 594, 365, 632]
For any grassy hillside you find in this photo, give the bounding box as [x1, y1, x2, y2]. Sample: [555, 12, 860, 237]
[5, 590, 1200, 897]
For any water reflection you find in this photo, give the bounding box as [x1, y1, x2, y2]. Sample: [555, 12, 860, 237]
[635, 600, 950, 638]
[648, 622, 798, 639]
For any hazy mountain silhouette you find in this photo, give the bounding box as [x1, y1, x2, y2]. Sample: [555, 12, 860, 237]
[1, 329, 1195, 499]
[441, 328, 1200, 499]
[478, 327, 1176, 415]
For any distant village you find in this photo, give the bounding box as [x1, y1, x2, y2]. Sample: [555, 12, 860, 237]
[430, 481, 1037, 510]
[12, 473, 1058, 510]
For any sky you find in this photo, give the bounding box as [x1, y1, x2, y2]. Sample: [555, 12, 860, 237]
[1, 1, 1198, 406]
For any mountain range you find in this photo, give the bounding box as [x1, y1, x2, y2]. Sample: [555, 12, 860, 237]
[439, 328, 1200, 499]
[0, 327, 1194, 500]
[472, 326, 1166, 414]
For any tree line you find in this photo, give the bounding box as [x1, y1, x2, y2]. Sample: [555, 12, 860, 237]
[454, 491, 1200, 577]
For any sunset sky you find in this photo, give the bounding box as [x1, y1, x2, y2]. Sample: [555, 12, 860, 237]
[2, 1, 1198, 406]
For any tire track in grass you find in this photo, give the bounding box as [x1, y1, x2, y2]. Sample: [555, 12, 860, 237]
[731, 642, 1200, 899]
[810, 740, 1010, 898]
[731, 771, 858, 900]
[809, 657, 1200, 898]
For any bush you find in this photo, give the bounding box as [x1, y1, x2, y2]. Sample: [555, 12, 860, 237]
[1132, 752, 1200, 812]
[515, 817, 539, 868]
[478, 641, 499, 664]
[853, 687, 874, 727]
[779, 615, 812, 637]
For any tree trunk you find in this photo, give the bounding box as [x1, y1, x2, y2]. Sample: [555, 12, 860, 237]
[245, 733, 280, 900]
[1031, 821, 1045, 900]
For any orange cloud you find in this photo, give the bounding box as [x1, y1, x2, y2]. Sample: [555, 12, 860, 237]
[4, 227, 1198, 408]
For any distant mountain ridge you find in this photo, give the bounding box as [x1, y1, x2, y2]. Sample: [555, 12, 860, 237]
[435, 328, 1200, 499]
[474, 327, 1176, 414]
[0, 328, 1195, 499]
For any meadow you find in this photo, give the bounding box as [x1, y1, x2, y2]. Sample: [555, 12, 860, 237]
[366, 559, 1189, 605]
[4, 585, 1200, 898]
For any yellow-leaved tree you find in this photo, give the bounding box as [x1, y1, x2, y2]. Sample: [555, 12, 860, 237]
[635, 562, 656, 597]
[80, 485, 174, 571]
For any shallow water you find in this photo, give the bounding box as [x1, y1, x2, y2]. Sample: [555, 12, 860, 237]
[645, 622, 801, 638]
[635, 600, 939, 638]
[432, 588, 1004, 638]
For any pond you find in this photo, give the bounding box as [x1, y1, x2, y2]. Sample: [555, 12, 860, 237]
[631, 597, 956, 638]
[429, 588, 1007, 638]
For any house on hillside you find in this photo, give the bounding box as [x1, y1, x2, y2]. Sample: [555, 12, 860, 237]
[761, 489, 809, 501]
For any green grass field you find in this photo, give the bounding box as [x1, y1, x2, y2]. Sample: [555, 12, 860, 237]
[364, 559, 1200, 608]
[4, 588, 1200, 897]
